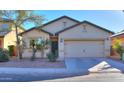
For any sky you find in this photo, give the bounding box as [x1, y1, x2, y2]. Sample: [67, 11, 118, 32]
[24, 10, 124, 33]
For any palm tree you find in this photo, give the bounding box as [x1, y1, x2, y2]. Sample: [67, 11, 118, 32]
[0, 10, 45, 59]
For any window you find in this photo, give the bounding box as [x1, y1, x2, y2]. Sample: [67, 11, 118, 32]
[29, 37, 43, 48]
[2, 24, 9, 29]
[29, 39, 36, 48]
[0, 24, 9, 31]
[37, 37, 43, 44]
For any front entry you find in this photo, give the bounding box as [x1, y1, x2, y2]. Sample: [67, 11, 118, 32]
[50, 36, 58, 56]
[51, 41, 58, 55]
[8, 45, 16, 56]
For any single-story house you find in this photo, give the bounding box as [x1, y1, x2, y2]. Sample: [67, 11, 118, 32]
[20, 16, 114, 59]
[0, 18, 24, 56]
[111, 31, 124, 59]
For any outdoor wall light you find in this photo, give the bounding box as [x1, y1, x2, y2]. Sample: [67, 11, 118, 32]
[60, 38, 63, 43]
[82, 24, 87, 32]
[106, 37, 109, 40]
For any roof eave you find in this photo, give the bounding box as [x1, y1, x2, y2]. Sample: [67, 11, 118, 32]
[41, 16, 80, 27]
[83, 21, 114, 34]
[55, 21, 114, 35]
[19, 27, 53, 36]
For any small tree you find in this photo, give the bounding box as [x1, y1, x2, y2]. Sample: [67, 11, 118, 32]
[36, 38, 51, 58]
[29, 38, 51, 61]
[0, 10, 45, 59]
[0, 48, 9, 62]
[112, 39, 124, 60]
[18, 37, 27, 58]
[30, 39, 37, 61]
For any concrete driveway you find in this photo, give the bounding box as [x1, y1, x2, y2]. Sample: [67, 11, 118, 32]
[44, 58, 124, 82]
[0, 57, 124, 81]
[65, 58, 124, 73]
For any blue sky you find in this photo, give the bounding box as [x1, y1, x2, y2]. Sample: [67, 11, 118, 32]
[25, 10, 124, 33]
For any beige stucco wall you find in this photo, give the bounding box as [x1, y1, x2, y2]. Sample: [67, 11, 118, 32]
[58, 23, 112, 58]
[42, 17, 78, 34]
[4, 27, 24, 50]
[59, 23, 111, 39]
[22, 29, 50, 58]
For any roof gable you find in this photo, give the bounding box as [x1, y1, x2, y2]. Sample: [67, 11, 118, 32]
[42, 16, 80, 27]
[55, 20, 114, 35]
[20, 16, 80, 36]
[19, 27, 53, 36]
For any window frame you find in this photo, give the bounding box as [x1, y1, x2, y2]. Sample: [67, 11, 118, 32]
[2, 24, 9, 30]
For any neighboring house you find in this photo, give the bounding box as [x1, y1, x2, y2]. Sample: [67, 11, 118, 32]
[111, 31, 124, 59]
[20, 16, 114, 59]
[0, 18, 24, 56]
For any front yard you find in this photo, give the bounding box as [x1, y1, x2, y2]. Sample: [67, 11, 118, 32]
[0, 58, 66, 68]
[0, 58, 124, 81]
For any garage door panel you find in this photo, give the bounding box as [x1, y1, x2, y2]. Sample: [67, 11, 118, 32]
[64, 41, 104, 57]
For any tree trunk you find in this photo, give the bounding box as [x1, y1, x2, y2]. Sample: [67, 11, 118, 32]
[15, 25, 22, 59]
[31, 47, 37, 61]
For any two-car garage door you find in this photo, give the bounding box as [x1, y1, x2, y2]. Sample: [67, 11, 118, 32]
[64, 40, 105, 57]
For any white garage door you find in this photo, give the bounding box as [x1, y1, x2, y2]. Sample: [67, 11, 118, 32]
[64, 41, 104, 57]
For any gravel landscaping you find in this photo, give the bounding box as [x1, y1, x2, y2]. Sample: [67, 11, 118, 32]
[0, 58, 66, 68]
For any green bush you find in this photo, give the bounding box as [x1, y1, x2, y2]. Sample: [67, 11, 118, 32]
[0, 48, 9, 62]
[47, 51, 57, 62]
[112, 39, 124, 60]
[8, 45, 14, 56]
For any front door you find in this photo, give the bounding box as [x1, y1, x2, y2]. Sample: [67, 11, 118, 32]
[50, 36, 58, 56]
[51, 41, 58, 55]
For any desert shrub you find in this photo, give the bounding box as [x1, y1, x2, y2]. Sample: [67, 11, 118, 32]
[47, 51, 58, 62]
[0, 48, 9, 62]
[8, 45, 14, 56]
